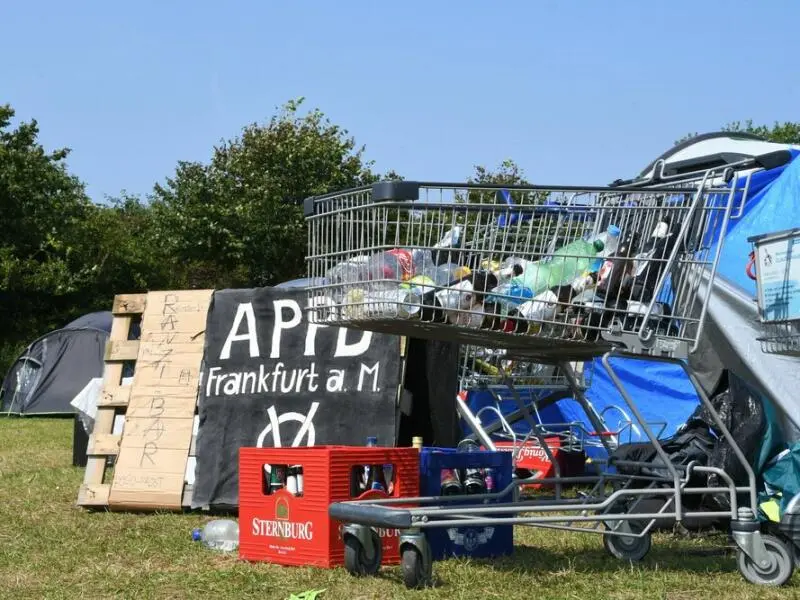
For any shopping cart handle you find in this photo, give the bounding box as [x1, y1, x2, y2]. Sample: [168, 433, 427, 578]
[589, 431, 619, 437]
[328, 502, 413, 529]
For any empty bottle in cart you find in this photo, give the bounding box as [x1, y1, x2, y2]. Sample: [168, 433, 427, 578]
[192, 519, 239, 552]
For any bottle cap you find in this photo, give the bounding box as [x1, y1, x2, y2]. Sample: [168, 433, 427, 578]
[191, 528, 202, 541]
[608, 225, 621, 237]
[412, 436, 423, 449]
[592, 239, 605, 252]
[366, 436, 378, 445]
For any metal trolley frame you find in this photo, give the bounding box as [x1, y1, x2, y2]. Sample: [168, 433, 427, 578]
[304, 150, 794, 588]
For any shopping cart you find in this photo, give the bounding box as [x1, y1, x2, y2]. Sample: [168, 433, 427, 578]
[741, 227, 800, 584]
[304, 150, 793, 588]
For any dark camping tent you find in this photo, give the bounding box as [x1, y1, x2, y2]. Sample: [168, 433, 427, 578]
[0, 312, 113, 416]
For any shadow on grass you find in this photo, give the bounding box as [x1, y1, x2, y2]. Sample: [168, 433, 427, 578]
[356, 537, 742, 592]
[488, 542, 738, 575]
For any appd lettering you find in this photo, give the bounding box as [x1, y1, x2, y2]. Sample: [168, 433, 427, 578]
[219, 300, 373, 360]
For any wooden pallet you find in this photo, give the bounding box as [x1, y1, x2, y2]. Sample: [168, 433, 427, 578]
[77, 289, 213, 511]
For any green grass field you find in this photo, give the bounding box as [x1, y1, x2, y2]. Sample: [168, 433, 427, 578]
[0, 417, 796, 600]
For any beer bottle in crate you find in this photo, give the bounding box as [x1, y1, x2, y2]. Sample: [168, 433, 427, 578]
[269, 465, 286, 494]
[383, 463, 395, 494]
[293, 465, 304, 496]
[366, 461, 388, 492]
[440, 468, 463, 495]
[463, 467, 487, 495]
[286, 466, 301, 496]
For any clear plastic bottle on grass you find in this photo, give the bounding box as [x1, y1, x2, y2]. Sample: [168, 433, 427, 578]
[192, 519, 239, 552]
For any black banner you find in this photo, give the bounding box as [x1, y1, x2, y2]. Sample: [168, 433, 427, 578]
[191, 287, 402, 509]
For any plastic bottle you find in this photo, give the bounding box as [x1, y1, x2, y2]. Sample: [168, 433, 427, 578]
[343, 288, 421, 320]
[410, 249, 435, 276]
[545, 237, 606, 287]
[486, 282, 535, 314]
[423, 263, 470, 286]
[588, 225, 621, 272]
[367, 249, 414, 283]
[325, 255, 370, 285]
[495, 257, 527, 283]
[192, 519, 239, 552]
[513, 238, 605, 294]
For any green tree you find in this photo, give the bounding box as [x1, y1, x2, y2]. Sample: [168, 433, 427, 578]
[0, 105, 175, 376]
[0, 104, 99, 372]
[150, 98, 384, 288]
[676, 120, 800, 146]
[469, 158, 531, 186]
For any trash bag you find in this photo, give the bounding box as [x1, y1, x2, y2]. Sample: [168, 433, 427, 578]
[612, 424, 716, 486]
[704, 376, 766, 511]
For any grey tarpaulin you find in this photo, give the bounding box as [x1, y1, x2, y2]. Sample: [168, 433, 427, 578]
[690, 275, 800, 441]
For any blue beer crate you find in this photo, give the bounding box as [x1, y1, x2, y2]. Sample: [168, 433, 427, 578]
[419, 447, 514, 560]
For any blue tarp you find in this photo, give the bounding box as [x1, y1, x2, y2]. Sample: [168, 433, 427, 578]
[464, 356, 700, 457]
[712, 149, 800, 294]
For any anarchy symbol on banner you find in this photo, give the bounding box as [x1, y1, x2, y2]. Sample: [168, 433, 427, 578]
[256, 401, 320, 449]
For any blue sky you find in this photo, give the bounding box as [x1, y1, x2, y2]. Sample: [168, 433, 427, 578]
[3, 1, 799, 203]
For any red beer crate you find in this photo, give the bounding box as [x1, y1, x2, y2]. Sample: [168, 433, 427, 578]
[239, 446, 420, 568]
[489, 438, 586, 489]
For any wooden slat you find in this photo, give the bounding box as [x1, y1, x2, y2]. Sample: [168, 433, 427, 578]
[112, 294, 147, 314]
[104, 340, 140, 361]
[98, 386, 131, 408]
[88, 433, 121, 456]
[77, 483, 111, 507]
[126, 393, 197, 419]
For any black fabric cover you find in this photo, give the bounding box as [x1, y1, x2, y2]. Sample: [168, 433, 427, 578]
[191, 287, 403, 509]
[397, 338, 462, 448]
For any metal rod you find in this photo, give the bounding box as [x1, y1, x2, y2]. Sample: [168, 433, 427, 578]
[677, 362, 759, 512]
[455, 392, 497, 451]
[601, 351, 684, 521]
[561, 361, 616, 455]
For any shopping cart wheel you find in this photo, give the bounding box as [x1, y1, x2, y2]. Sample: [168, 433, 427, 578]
[602, 520, 651, 562]
[401, 545, 433, 589]
[737, 534, 794, 586]
[344, 528, 382, 577]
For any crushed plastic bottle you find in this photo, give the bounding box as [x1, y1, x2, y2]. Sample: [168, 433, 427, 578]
[191, 519, 239, 552]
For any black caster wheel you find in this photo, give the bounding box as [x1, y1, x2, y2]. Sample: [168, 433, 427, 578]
[343, 528, 382, 577]
[401, 545, 433, 589]
[603, 520, 651, 562]
[737, 534, 794, 586]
